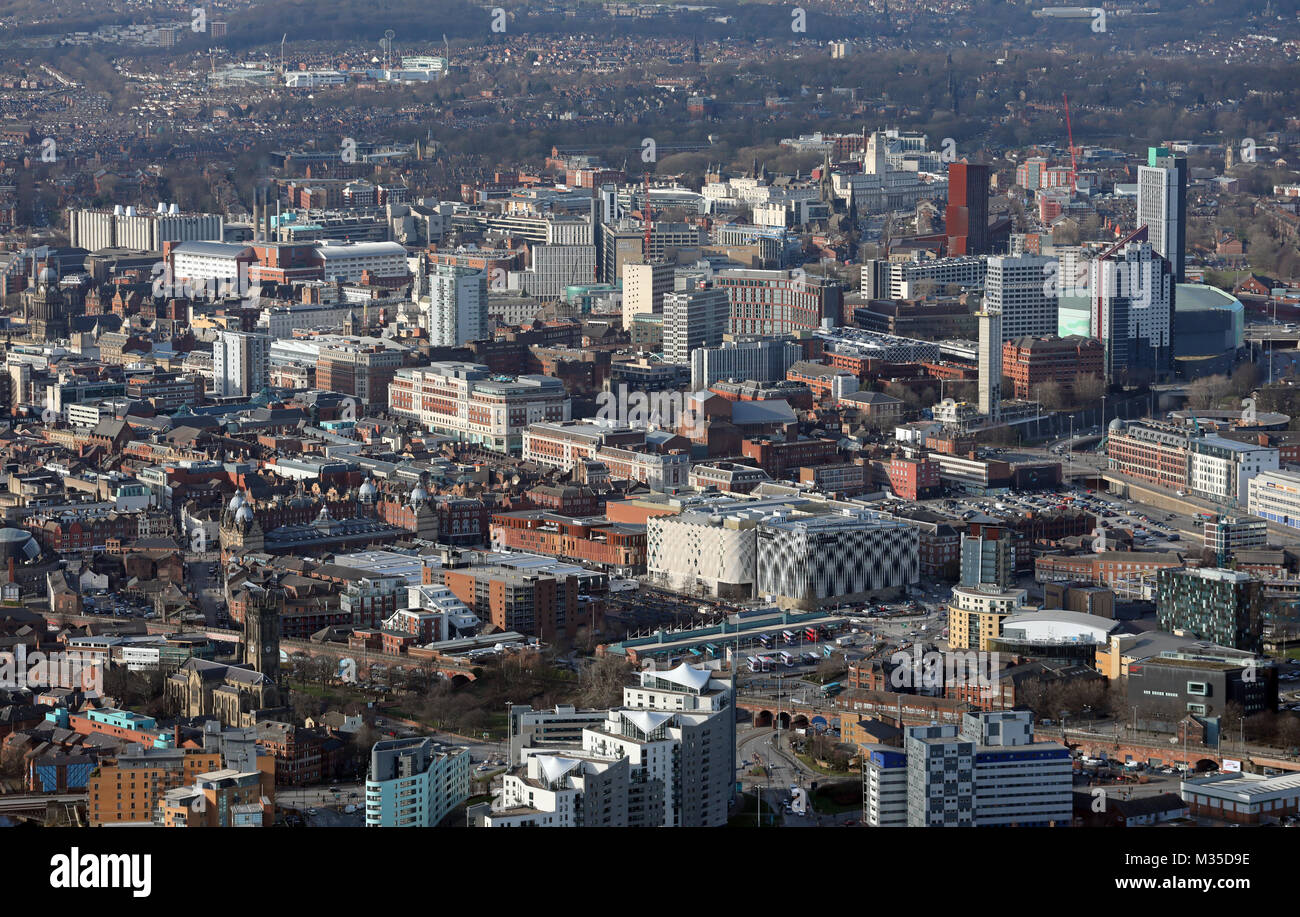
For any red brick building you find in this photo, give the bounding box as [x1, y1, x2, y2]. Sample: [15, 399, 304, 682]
[1001, 335, 1104, 400]
[741, 437, 838, 477]
[490, 511, 646, 572]
[887, 456, 941, 500]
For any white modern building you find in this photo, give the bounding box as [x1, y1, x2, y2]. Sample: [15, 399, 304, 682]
[509, 244, 597, 300]
[169, 241, 254, 290]
[483, 664, 734, 828]
[284, 69, 349, 88]
[1248, 470, 1300, 531]
[860, 254, 986, 301]
[212, 330, 270, 398]
[1187, 435, 1278, 505]
[316, 241, 409, 283]
[905, 711, 1071, 827]
[862, 744, 909, 827]
[387, 361, 570, 454]
[964, 711, 1072, 827]
[1137, 147, 1187, 282]
[425, 263, 488, 347]
[261, 302, 357, 339]
[647, 507, 764, 599]
[68, 205, 224, 252]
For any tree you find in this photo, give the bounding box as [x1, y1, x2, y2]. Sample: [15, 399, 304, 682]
[885, 381, 923, 408]
[816, 652, 847, 683]
[1031, 378, 1065, 411]
[1186, 374, 1232, 410]
[575, 655, 633, 708]
[1230, 362, 1260, 399]
[1071, 373, 1106, 408]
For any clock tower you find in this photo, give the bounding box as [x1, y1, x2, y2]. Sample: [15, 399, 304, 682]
[243, 584, 282, 684]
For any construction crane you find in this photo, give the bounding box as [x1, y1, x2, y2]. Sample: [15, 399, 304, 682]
[642, 169, 652, 261]
[1062, 92, 1078, 192]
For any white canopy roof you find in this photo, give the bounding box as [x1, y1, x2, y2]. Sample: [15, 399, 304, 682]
[537, 755, 582, 787]
[621, 709, 673, 736]
[654, 662, 711, 692]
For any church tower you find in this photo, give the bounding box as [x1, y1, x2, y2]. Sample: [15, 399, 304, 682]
[243, 584, 282, 683]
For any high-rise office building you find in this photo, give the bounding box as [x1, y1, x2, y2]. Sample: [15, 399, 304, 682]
[1090, 238, 1173, 384]
[425, 263, 488, 347]
[862, 745, 909, 827]
[1137, 147, 1187, 282]
[663, 284, 731, 364]
[905, 712, 1071, 827]
[213, 330, 270, 398]
[977, 309, 1001, 420]
[959, 520, 1014, 589]
[985, 254, 1057, 340]
[945, 161, 990, 256]
[906, 724, 975, 826]
[622, 260, 675, 331]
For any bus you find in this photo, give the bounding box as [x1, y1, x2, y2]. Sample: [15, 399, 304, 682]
[781, 630, 796, 645]
[820, 682, 844, 697]
[746, 656, 762, 673]
[758, 633, 773, 649]
[757, 656, 774, 672]
[804, 627, 820, 642]
[689, 648, 703, 659]
[777, 651, 794, 667]
[822, 644, 834, 658]
[704, 643, 719, 658]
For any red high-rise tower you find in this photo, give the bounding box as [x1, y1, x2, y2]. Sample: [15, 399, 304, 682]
[945, 161, 991, 256]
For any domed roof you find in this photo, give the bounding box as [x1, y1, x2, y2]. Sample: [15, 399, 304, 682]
[359, 479, 378, 500]
[1108, 418, 1126, 433]
[235, 504, 255, 525]
[38, 266, 56, 284]
[227, 492, 246, 513]
[410, 484, 429, 504]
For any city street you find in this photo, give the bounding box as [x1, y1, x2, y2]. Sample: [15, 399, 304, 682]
[735, 725, 859, 827]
